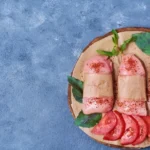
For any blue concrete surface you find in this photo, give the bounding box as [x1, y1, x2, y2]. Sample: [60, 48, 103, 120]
[0, 0, 150, 149]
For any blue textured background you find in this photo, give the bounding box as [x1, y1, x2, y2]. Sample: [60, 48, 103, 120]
[0, 0, 150, 150]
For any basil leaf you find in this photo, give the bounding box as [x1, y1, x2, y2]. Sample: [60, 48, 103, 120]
[112, 37, 116, 45]
[96, 50, 113, 57]
[112, 29, 119, 45]
[68, 76, 83, 103]
[75, 111, 102, 128]
[68, 76, 83, 91]
[112, 48, 119, 56]
[120, 36, 136, 52]
[72, 88, 82, 103]
[132, 32, 150, 55]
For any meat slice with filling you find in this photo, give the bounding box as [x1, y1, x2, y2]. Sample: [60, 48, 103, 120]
[82, 56, 114, 114]
[115, 54, 147, 116]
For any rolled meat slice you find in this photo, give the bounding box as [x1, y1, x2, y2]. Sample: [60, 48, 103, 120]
[82, 56, 114, 114]
[115, 54, 147, 116]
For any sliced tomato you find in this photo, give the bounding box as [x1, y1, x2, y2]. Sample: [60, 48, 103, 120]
[142, 116, 150, 137]
[121, 114, 139, 145]
[103, 111, 125, 141]
[132, 116, 147, 145]
[91, 111, 117, 135]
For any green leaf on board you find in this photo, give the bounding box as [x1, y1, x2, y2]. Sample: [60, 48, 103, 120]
[68, 76, 83, 103]
[74, 111, 102, 128]
[132, 32, 150, 55]
[120, 36, 136, 52]
[96, 50, 113, 57]
[112, 29, 119, 45]
[72, 88, 82, 103]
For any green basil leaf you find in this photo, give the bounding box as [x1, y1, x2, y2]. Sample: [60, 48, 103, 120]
[120, 36, 136, 52]
[68, 76, 83, 91]
[132, 32, 150, 55]
[112, 29, 119, 45]
[112, 37, 116, 45]
[72, 88, 82, 103]
[75, 111, 102, 128]
[97, 50, 113, 57]
[112, 48, 119, 56]
[68, 76, 83, 103]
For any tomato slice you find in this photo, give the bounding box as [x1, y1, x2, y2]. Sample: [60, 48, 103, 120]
[121, 114, 139, 145]
[91, 111, 117, 135]
[103, 111, 125, 141]
[132, 116, 147, 145]
[142, 116, 150, 137]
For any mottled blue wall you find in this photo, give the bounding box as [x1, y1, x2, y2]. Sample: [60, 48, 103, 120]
[0, 0, 150, 150]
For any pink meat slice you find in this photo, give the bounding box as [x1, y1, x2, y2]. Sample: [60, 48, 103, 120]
[116, 99, 147, 116]
[116, 54, 147, 116]
[82, 56, 113, 114]
[119, 54, 145, 76]
[82, 97, 113, 114]
[83, 55, 112, 74]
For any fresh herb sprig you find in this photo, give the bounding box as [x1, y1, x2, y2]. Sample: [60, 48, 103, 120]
[120, 36, 136, 52]
[97, 30, 135, 57]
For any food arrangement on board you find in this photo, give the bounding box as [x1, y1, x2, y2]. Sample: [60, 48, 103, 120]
[68, 28, 150, 148]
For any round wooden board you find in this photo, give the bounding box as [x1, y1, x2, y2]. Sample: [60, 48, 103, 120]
[68, 27, 150, 149]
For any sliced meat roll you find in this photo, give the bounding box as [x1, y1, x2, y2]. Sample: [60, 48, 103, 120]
[115, 54, 147, 116]
[82, 56, 114, 114]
